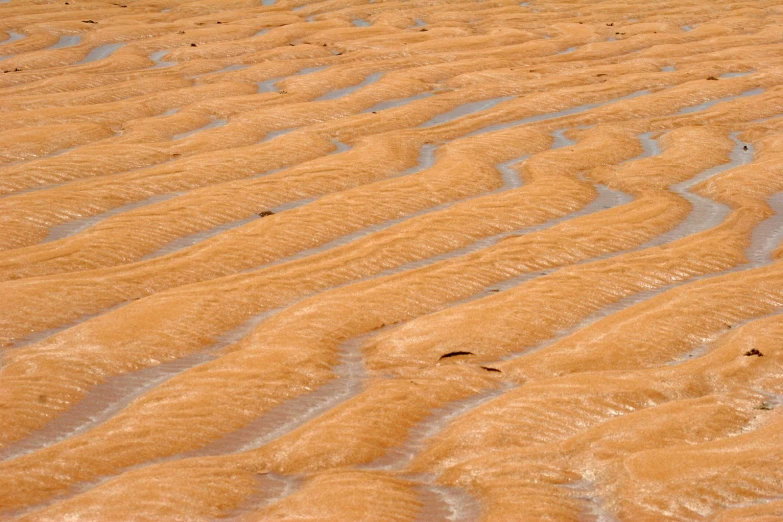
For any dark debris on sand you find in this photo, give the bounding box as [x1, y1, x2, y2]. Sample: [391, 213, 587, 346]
[439, 351, 474, 360]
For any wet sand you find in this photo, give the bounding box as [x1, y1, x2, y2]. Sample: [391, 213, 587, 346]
[1, 0, 783, 520]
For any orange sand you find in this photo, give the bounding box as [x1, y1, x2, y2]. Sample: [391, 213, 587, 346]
[2, 0, 783, 520]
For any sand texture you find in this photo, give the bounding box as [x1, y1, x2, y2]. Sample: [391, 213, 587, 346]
[2, 0, 783, 520]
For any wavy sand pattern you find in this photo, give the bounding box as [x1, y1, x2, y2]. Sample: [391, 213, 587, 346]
[1, 0, 783, 520]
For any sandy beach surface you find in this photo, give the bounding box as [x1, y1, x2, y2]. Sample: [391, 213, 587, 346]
[1, 0, 783, 520]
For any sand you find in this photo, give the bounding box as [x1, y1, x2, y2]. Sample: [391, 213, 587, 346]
[1, 0, 783, 520]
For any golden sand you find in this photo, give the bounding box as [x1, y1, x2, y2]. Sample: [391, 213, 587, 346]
[1, 0, 783, 520]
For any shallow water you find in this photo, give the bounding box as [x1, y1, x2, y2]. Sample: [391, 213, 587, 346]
[42, 193, 180, 243]
[645, 132, 753, 245]
[0, 31, 24, 46]
[206, 64, 248, 75]
[675, 87, 764, 114]
[74, 42, 125, 64]
[2, 1, 783, 521]
[171, 118, 228, 140]
[420, 96, 513, 127]
[149, 50, 176, 68]
[314, 71, 384, 101]
[48, 35, 81, 49]
[257, 65, 328, 93]
[465, 89, 650, 137]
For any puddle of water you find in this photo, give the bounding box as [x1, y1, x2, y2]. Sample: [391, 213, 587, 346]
[0, 309, 278, 463]
[5, 302, 130, 351]
[263, 128, 295, 141]
[257, 65, 329, 93]
[352, 19, 371, 27]
[719, 71, 753, 79]
[149, 50, 176, 68]
[682, 25, 694, 31]
[676, 87, 764, 114]
[261, 0, 276, 5]
[141, 216, 259, 261]
[551, 128, 575, 149]
[419, 97, 513, 128]
[494, 131, 774, 366]
[253, 28, 270, 37]
[206, 64, 249, 75]
[172, 119, 228, 140]
[634, 131, 661, 158]
[314, 72, 384, 101]
[48, 35, 81, 49]
[43, 193, 180, 243]
[747, 192, 783, 264]
[661, 65, 675, 72]
[270, 197, 316, 213]
[188, 333, 369, 457]
[2, 143, 80, 168]
[558, 46, 578, 55]
[45, 147, 76, 160]
[397, 144, 437, 177]
[257, 78, 281, 93]
[665, 341, 714, 366]
[75, 42, 125, 64]
[161, 108, 179, 117]
[465, 89, 650, 137]
[495, 154, 529, 188]
[414, 18, 427, 27]
[0, 31, 24, 46]
[363, 92, 433, 113]
[365, 385, 513, 472]
[413, 476, 482, 522]
[630, 132, 751, 248]
[331, 139, 351, 153]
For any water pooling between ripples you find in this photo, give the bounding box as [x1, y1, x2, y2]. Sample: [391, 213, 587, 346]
[48, 35, 81, 49]
[257, 65, 328, 93]
[314, 72, 384, 101]
[11, 89, 658, 350]
[74, 42, 125, 64]
[4, 2, 783, 519]
[0, 31, 24, 46]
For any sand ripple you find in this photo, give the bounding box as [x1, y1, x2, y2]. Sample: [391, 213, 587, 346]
[2, 0, 783, 520]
